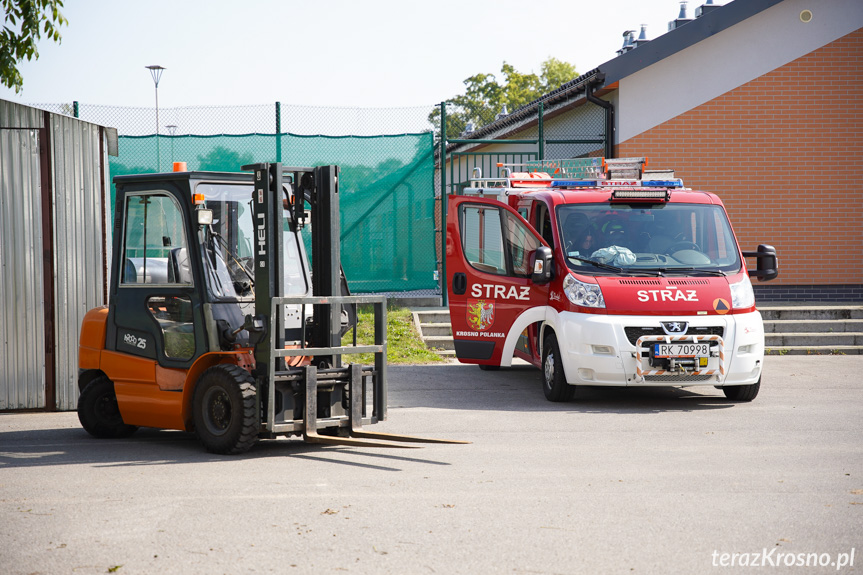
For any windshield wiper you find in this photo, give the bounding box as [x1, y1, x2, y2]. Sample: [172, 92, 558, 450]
[569, 256, 663, 277]
[654, 267, 727, 277]
[209, 229, 255, 286]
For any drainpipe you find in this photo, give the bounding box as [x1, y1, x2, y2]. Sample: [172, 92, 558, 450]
[586, 81, 615, 159]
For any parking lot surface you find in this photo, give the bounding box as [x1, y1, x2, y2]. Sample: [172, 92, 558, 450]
[1, 355, 861, 574]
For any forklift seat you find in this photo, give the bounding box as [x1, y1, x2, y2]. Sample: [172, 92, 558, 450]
[169, 248, 192, 284]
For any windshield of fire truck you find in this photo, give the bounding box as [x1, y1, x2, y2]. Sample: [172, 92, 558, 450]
[556, 203, 741, 276]
[196, 183, 309, 300]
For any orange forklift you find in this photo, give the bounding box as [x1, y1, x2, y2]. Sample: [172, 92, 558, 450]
[77, 162, 462, 454]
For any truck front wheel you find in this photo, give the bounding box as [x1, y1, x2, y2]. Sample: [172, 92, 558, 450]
[542, 334, 575, 402]
[193, 365, 259, 454]
[722, 377, 761, 402]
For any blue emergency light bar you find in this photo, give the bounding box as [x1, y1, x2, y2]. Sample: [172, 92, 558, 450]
[550, 179, 685, 189]
[550, 180, 600, 187]
[641, 180, 685, 188]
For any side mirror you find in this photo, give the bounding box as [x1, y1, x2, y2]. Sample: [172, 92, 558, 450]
[530, 245, 554, 284]
[197, 209, 213, 226]
[743, 244, 778, 282]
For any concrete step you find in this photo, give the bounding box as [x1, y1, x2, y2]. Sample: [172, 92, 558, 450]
[760, 305, 863, 321]
[765, 332, 863, 347]
[418, 322, 454, 337]
[764, 346, 863, 356]
[763, 319, 863, 333]
[422, 336, 455, 351]
[413, 309, 452, 325]
[412, 308, 455, 356]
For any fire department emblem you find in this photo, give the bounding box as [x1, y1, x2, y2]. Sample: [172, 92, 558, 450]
[467, 300, 495, 331]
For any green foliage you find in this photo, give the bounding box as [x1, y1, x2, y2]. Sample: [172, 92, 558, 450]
[343, 306, 445, 364]
[429, 57, 577, 138]
[196, 146, 255, 172]
[1, 0, 68, 92]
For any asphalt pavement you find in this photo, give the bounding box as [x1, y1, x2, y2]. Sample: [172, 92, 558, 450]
[1, 355, 861, 574]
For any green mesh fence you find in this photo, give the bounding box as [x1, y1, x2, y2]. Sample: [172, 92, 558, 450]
[109, 132, 436, 293]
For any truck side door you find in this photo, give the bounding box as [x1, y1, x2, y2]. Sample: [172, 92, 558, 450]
[447, 195, 551, 367]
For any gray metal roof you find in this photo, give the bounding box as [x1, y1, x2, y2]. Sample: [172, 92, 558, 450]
[446, 0, 784, 150]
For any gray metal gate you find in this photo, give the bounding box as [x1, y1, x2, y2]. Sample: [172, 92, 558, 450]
[0, 127, 46, 409]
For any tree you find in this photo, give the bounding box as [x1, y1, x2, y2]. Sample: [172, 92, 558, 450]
[1, 0, 68, 93]
[429, 57, 577, 138]
[196, 146, 254, 172]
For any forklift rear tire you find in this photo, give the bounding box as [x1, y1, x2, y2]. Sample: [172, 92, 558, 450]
[77, 376, 138, 439]
[542, 334, 575, 402]
[193, 365, 259, 454]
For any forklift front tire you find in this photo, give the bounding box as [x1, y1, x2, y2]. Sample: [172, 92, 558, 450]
[77, 376, 138, 439]
[192, 365, 259, 454]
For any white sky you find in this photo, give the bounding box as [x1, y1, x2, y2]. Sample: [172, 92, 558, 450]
[0, 0, 699, 110]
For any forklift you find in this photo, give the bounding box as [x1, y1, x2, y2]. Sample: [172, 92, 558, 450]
[77, 162, 463, 454]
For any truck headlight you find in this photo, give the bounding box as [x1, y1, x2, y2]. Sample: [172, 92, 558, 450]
[563, 274, 605, 308]
[730, 274, 755, 309]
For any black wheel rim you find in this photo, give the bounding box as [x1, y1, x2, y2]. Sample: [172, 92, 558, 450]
[202, 387, 232, 437]
[95, 393, 122, 425]
[96, 393, 121, 424]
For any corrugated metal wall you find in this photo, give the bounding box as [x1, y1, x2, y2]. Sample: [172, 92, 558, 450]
[0, 99, 110, 411]
[1, 118, 46, 409]
[50, 114, 107, 410]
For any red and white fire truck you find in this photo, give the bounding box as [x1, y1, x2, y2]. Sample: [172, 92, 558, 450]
[445, 157, 778, 402]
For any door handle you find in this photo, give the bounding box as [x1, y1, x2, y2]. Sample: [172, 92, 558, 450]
[452, 273, 467, 295]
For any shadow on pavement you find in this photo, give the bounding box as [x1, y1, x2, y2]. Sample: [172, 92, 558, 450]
[0, 425, 452, 471]
[388, 363, 741, 414]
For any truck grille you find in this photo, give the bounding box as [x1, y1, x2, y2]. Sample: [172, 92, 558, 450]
[624, 326, 724, 346]
[644, 374, 715, 383]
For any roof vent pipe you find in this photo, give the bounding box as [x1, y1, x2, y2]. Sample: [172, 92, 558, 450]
[633, 24, 650, 47]
[670, 1, 694, 29]
[617, 30, 636, 55]
[696, 0, 720, 18]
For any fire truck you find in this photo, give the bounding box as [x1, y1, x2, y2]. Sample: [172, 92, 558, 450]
[445, 157, 778, 402]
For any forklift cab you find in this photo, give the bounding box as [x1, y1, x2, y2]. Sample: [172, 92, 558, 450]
[106, 171, 311, 376]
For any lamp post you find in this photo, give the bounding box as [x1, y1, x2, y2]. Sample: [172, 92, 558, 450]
[166, 124, 177, 165]
[146, 65, 166, 170]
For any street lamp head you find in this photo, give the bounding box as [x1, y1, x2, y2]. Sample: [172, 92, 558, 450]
[145, 65, 166, 87]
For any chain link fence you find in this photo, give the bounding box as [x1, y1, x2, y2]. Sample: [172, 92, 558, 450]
[31, 101, 440, 295]
[29, 88, 609, 298]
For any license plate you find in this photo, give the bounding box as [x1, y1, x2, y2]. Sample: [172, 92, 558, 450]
[654, 343, 710, 358]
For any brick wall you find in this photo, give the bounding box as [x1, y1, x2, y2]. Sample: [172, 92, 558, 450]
[618, 27, 863, 292]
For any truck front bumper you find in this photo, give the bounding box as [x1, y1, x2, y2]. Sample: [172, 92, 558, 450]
[553, 310, 764, 387]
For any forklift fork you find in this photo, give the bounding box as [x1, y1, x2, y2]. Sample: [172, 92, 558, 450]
[302, 365, 469, 448]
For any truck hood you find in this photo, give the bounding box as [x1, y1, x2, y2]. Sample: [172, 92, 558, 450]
[595, 275, 734, 316]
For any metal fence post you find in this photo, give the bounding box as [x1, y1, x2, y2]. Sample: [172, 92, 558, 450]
[538, 101, 544, 160]
[440, 102, 447, 306]
[275, 102, 282, 163]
